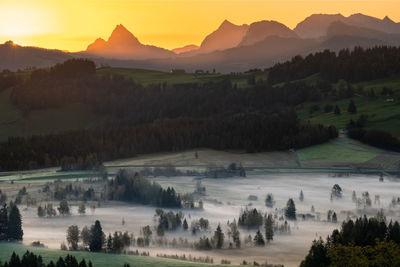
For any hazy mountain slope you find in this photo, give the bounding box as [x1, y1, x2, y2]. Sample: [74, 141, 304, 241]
[94, 36, 317, 73]
[240, 20, 298, 46]
[85, 24, 174, 60]
[294, 14, 346, 39]
[0, 41, 71, 71]
[327, 21, 400, 45]
[295, 13, 400, 39]
[197, 20, 249, 53]
[172, 44, 199, 54]
[347, 13, 400, 34]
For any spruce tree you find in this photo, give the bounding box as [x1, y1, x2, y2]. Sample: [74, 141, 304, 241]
[183, 219, 188, 231]
[299, 190, 304, 202]
[89, 220, 104, 252]
[332, 212, 337, 223]
[213, 224, 224, 249]
[265, 193, 275, 208]
[264, 214, 274, 243]
[285, 198, 296, 220]
[8, 204, 23, 241]
[253, 230, 265, 246]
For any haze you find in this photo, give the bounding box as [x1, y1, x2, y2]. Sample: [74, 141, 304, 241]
[1, 0, 400, 51]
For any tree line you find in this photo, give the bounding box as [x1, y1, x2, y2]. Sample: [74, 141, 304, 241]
[0, 251, 93, 267]
[347, 116, 400, 151]
[0, 113, 337, 171]
[268, 46, 400, 84]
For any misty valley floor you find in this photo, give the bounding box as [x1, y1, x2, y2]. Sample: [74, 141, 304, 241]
[8, 172, 400, 267]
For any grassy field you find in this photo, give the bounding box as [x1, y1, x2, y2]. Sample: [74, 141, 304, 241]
[297, 75, 400, 136]
[297, 134, 382, 165]
[0, 243, 234, 267]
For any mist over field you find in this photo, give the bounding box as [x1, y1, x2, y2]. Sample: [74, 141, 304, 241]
[18, 173, 400, 266]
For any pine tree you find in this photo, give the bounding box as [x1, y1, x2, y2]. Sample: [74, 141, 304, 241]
[213, 224, 224, 249]
[106, 233, 112, 251]
[285, 198, 296, 220]
[183, 219, 188, 231]
[228, 220, 241, 248]
[332, 212, 337, 223]
[253, 230, 265, 246]
[0, 203, 8, 240]
[264, 214, 274, 243]
[8, 204, 23, 241]
[89, 220, 104, 252]
[265, 193, 275, 208]
[299, 190, 304, 202]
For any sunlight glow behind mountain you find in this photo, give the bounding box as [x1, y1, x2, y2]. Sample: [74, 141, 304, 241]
[0, 0, 399, 51]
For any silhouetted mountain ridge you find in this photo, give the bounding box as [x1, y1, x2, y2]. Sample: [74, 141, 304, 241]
[2, 13, 400, 72]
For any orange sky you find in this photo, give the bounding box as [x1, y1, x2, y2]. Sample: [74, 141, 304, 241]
[1, 0, 400, 51]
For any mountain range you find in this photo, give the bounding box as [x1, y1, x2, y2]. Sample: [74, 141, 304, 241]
[2, 13, 400, 72]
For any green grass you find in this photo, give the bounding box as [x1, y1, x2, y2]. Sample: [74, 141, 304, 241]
[0, 243, 234, 267]
[97, 67, 223, 86]
[297, 135, 381, 163]
[297, 74, 400, 137]
[0, 88, 107, 141]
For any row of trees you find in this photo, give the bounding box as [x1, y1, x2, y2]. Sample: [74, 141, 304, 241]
[0, 112, 337, 172]
[0, 203, 23, 241]
[268, 46, 400, 84]
[65, 220, 105, 252]
[0, 251, 93, 267]
[37, 201, 87, 217]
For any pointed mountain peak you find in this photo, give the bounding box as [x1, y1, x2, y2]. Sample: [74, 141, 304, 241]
[108, 24, 140, 44]
[383, 16, 394, 23]
[221, 19, 234, 26]
[113, 24, 129, 33]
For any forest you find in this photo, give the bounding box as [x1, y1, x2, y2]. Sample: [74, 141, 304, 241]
[0, 111, 337, 171]
[267, 46, 400, 84]
[300, 216, 400, 266]
[0, 58, 343, 171]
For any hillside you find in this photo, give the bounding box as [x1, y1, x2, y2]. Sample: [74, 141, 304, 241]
[297, 75, 400, 137]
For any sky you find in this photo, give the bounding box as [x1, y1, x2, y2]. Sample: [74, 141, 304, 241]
[0, 0, 400, 52]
